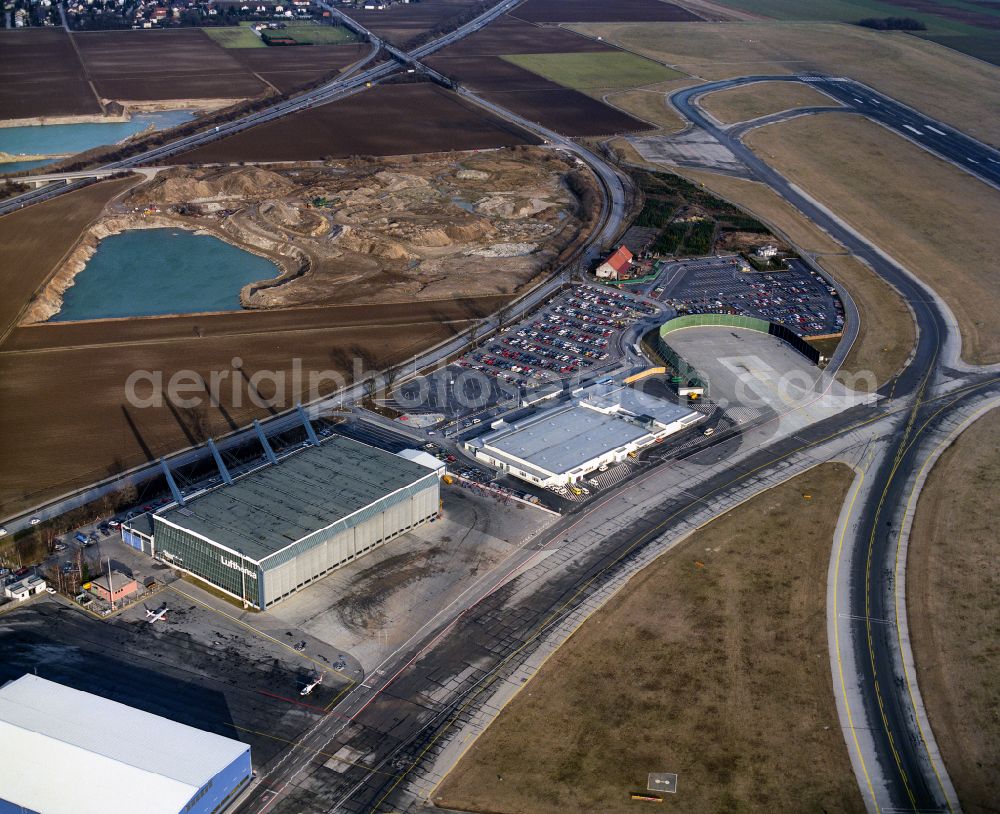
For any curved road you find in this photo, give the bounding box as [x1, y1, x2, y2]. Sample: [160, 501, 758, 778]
[228, 69, 993, 814]
[672, 76, 999, 812]
[3, 21, 993, 812]
[0, 0, 526, 216]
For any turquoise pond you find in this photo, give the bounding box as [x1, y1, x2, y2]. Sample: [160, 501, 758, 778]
[51, 229, 280, 322]
[2, 158, 54, 174]
[0, 110, 196, 172]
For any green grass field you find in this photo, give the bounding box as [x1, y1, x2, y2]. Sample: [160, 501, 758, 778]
[502, 51, 683, 91]
[278, 21, 358, 44]
[203, 23, 266, 49]
[711, 0, 1000, 65]
[204, 21, 358, 49]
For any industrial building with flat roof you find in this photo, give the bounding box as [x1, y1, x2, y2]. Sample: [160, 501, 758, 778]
[0, 674, 251, 814]
[466, 382, 701, 486]
[153, 436, 440, 609]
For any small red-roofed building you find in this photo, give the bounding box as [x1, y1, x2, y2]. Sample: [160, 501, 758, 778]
[595, 245, 633, 280]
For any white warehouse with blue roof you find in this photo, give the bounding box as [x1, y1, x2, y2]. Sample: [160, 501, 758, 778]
[0, 674, 251, 814]
[466, 382, 702, 487]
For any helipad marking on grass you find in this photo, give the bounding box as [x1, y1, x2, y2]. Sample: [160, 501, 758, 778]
[647, 773, 678, 794]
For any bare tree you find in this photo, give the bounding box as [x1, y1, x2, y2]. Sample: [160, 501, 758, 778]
[495, 303, 510, 330]
[468, 320, 485, 349]
[383, 365, 399, 393]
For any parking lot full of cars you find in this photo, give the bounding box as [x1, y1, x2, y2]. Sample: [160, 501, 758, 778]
[656, 256, 844, 338]
[459, 285, 658, 387]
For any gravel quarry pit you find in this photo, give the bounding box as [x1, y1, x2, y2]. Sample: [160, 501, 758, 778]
[29, 148, 589, 317]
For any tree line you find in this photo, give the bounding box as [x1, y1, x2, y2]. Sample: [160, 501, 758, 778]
[857, 17, 926, 31]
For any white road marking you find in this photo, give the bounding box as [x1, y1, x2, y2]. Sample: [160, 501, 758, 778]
[902, 124, 923, 136]
[853, 97, 863, 103]
[988, 157, 1000, 164]
[925, 125, 947, 136]
[967, 157, 979, 164]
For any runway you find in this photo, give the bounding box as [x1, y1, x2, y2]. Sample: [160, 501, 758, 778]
[693, 74, 1000, 190]
[805, 76, 1000, 190]
[236, 71, 996, 814]
[670, 76, 996, 813]
[3, 21, 995, 810]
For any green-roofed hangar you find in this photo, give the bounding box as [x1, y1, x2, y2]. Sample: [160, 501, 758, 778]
[151, 436, 441, 609]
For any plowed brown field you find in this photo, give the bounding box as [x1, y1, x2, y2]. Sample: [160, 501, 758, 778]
[0, 27, 368, 120]
[231, 44, 369, 93]
[0, 29, 100, 119]
[0, 297, 499, 514]
[349, 0, 490, 49]
[514, 0, 701, 22]
[178, 82, 538, 163]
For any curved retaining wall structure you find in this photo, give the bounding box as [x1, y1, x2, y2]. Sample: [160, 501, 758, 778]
[653, 314, 821, 394]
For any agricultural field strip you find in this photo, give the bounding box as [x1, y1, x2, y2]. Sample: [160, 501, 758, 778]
[702, 0, 1000, 64]
[2, 306, 490, 354]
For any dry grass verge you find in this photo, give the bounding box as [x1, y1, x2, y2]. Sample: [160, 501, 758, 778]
[0, 176, 137, 341]
[673, 168, 915, 386]
[813, 254, 914, 387]
[570, 21, 1000, 146]
[700, 80, 840, 124]
[600, 79, 696, 132]
[435, 463, 862, 814]
[745, 113, 1000, 364]
[908, 407, 1000, 814]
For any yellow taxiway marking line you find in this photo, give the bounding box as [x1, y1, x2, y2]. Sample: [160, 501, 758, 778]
[373, 377, 1000, 812]
[834, 465, 881, 811]
[227, 723, 397, 778]
[166, 584, 354, 685]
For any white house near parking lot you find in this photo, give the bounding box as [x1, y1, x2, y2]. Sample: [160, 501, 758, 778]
[3, 575, 46, 601]
[466, 382, 701, 487]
